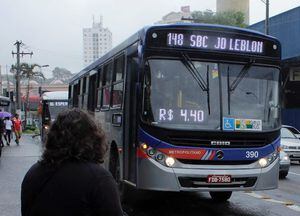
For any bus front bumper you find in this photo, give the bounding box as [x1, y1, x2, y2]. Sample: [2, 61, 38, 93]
[137, 158, 279, 192]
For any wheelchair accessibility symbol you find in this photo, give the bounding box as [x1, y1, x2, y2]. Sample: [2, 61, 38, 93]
[223, 118, 235, 131]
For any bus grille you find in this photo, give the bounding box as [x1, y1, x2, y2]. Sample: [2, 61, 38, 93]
[168, 136, 266, 148]
[177, 159, 256, 165]
[178, 177, 257, 188]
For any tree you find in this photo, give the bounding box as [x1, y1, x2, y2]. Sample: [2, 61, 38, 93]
[20, 63, 45, 127]
[191, 10, 247, 28]
[52, 67, 73, 82]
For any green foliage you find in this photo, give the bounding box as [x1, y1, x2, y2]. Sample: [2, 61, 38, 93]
[23, 125, 38, 134]
[20, 63, 45, 80]
[191, 10, 247, 28]
[52, 67, 72, 80]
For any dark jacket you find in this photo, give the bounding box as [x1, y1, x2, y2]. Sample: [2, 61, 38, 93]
[21, 161, 123, 216]
[0, 118, 5, 133]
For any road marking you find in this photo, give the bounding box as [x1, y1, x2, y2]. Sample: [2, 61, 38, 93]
[286, 204, 300, 212]
[245, 192, 300, 212]
[289, 172, 300, 176]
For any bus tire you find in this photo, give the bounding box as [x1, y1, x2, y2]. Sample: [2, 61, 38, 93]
[279, 171, 288, 179]
[209, 191, 232, 202]
[109, 146, 133, 203]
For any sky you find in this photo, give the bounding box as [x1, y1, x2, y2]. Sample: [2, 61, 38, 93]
[1, 0, 300, 78]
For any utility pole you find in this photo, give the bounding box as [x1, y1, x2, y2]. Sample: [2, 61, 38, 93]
[261, 0, 270, 35]
[265, 0, 270, 35]
[12, 40, 33, 115]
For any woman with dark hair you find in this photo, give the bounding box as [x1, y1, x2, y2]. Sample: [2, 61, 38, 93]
[21, 109, 123, 216]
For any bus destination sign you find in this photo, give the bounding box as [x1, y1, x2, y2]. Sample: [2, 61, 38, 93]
[166, 32, 264, 54]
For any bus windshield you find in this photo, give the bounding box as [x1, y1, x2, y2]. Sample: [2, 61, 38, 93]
[43, 101, 68, 122]
[142, 58, 280, 131]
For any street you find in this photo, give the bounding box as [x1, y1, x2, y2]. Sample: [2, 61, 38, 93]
[0, 136, 300, 216]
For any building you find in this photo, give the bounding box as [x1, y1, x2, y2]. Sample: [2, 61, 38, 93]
[249, 7, 300, 130]
[216, 0, 249, 25]
[83, 17, 112, 66]
[156, 6, 192, 24]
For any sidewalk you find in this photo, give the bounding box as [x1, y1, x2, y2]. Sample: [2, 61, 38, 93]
[1, 134, 42, 157]
[0, 134, 42, 216]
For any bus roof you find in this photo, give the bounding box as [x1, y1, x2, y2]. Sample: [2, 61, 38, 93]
[42, 91, 68, 101]
[0, 96, 10, 101]
[70, 23, 279, 84]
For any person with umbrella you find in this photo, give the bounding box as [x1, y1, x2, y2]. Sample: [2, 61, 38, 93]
[0, 117, 5, 147]
[0, 111, 13, 146]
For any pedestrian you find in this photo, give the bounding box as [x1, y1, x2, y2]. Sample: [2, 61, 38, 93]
[4, 117, 13, 146]
[0, 117, 5, 147]
[12, 114, 22, 145]
[21, 108, 123, 216]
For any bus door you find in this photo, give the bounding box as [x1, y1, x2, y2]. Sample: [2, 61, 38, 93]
[123, 51, 139, 183]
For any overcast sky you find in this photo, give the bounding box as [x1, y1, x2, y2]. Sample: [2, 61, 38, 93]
[1, 0, 300, 78]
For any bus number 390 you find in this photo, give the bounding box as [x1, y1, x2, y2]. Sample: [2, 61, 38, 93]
[245, 151, 259, 159]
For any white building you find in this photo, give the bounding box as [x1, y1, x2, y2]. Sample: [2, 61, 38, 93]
[157, 6, 193, 24]
[83, 17, 112, 66]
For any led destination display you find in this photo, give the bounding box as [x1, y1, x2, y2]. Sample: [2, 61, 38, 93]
[147, 29, 280, 58]
[167, 32, 264, 54]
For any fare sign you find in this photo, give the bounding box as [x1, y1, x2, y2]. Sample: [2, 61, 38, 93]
[167, 32, 264, 54]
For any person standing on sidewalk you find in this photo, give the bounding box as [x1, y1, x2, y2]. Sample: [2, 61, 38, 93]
[4, 117, 13, 146]
[21, 109, 123, 216]
[12, 114, 22, 145]
[0, 117, 5, 147]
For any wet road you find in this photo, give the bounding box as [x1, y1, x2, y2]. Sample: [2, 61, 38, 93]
[0, 136, 299, 216]
[123, 163, 300, 216]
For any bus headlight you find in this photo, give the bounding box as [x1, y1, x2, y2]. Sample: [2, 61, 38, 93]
[258, 151, 278, 168]
[165, 157, 175, 167]
[140, 143, 176, 167]
[258, 158, 268, 167]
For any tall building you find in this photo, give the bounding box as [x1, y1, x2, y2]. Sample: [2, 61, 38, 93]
[216, 0, 249, 25]
[83, 17, 112, 66]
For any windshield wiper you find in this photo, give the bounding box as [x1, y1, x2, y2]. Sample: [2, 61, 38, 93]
[180, 52, 210, 114]
[227, 62, 253, 114]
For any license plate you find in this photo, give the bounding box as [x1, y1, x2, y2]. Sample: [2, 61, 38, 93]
[207, 175, 231, 183]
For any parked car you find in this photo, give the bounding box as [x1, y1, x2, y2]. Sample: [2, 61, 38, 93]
[281, 126, 300, 162]
[283, 125, 300, 139]
[279, 150, 290, 178]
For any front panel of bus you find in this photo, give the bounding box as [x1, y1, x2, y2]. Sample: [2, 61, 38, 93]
[136, 26, 281, 192]
[41, 100, 68, 141]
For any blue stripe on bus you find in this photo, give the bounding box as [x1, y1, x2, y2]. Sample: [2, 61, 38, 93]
[138, 128, 280, 161]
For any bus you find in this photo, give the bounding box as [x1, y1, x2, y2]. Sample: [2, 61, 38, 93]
[0, 95, 11, 112]
[69, 24, 281, 202]
[39, 91, 68, 142]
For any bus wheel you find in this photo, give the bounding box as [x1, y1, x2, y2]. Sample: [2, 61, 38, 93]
[209, 191, 232, 202]
[109, 148, 132, 203]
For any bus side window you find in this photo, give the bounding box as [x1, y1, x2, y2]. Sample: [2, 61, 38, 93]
[101, 61, 113, 110]
[112, 54, 125, 108]
[88, 71, 97, 112]
[96, 67, 102, 110]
